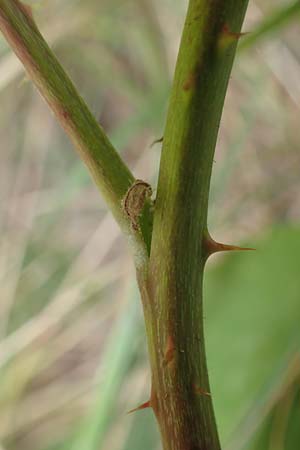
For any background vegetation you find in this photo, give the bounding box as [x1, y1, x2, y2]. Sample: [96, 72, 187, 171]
[0, 1, 299, 449]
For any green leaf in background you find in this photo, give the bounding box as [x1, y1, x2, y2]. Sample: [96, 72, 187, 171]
[247, 383, 300, 450]
[205, 226, 300, 449]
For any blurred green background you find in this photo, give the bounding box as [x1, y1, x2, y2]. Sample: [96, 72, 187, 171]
[0, 1, 299, 449]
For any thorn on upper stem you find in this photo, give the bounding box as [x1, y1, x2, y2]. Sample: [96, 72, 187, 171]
[218, 24, 247, 51]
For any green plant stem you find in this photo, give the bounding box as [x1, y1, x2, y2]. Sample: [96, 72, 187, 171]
[140, 1, 248, 449]
[0, 0, 152, 259]
[0, 1, 251, 449]
[239, 0, 300, 52]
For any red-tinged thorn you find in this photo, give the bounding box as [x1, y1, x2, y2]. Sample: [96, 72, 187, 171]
[193, 384, 211, 397]
[203, 233, 255, 258]
[222, 24, 247, 40]
[127, 400, 151, 414]
[212, 242, 256, 253]
[218, 24, 248, 50]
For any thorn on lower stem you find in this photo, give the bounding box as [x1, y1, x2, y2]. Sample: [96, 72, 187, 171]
[127, 400, 152, 414]
[203, 233, 255, 258]
[193, 385, 211, 397]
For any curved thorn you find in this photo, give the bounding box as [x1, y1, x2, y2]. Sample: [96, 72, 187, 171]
[150, 136, 164, 148]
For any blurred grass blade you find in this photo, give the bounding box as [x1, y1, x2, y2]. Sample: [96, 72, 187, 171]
[71, 283, 141, 450]
[239, 0, 300, 52]
[0, 9, 89, 92]
[225, 351, 300, 450]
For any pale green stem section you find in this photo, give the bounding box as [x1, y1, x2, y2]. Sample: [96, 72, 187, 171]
[0, 0, 152, 259]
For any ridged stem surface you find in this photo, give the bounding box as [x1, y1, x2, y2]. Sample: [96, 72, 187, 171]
[143, 2, 249, 449]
